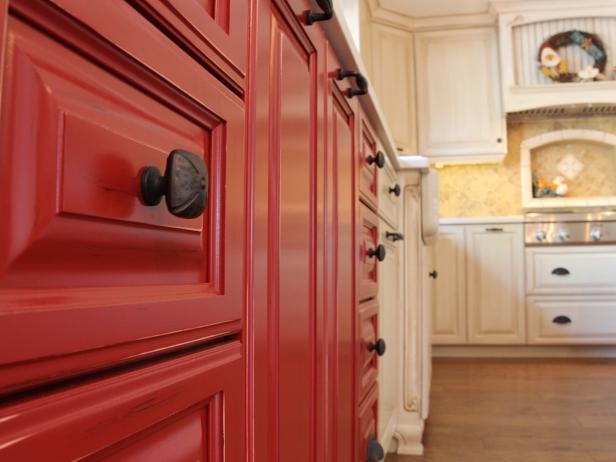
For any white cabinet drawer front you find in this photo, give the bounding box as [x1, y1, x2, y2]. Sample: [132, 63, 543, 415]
[527, 247, 616, 294]
[378, 158, 400, 228]
[529, 297, 616, 345]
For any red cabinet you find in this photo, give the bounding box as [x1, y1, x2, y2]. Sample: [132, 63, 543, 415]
[0, 1, 245, 396]
[0, 0, 389, 460]
[0, 342, 243, 461]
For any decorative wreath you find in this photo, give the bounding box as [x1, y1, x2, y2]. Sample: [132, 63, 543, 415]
[538, 30, 608, 83]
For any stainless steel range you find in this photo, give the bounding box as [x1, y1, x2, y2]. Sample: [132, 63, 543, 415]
[525, 211, 616, 246]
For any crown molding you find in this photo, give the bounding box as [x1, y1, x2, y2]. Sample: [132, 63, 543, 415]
[490, 0, 616, 14]
[367, 0, 496, 32]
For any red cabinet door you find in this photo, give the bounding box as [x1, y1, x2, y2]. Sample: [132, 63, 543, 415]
[128, 0, 248, 92]
[0, 341, 243, 461]
[358, 204, 380, 302]
[0, 2, 245, 395]
[358, 299, 379, 402]
[252, 1, 323, 461]
[327, 48, 357, 462]
[358, 117, 379, 209]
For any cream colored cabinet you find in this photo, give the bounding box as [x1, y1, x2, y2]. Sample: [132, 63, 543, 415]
[415, 28, 506, 163]
[377, 219, 401, 449]
[466, 224, 526, 344]
[378, 154, 401, 229]
[370, 24, 417, 154]
[431, 226, 467, 345]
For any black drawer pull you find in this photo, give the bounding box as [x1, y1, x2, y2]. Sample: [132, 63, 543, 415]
[429, 270, 438, 279]
[389, 184, 401, 197]
[385, 231, 404, 242]
[485, 227, 504, 232]
[552, 267, 570, 276]
[306, 0, 333, 25]
[367, 245, 386, 262]
[553, 315, 572, 325]
[367, 338, 386, 356]
[366, 151, 386, 169]
[337, 69, 368, 98]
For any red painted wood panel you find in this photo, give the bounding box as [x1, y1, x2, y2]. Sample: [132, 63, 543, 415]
[0, 341, 243, 461]
[329, 61, 357, 462]
[358, 299, 379, 403]
[357, 384, 379, 462]
[0, 3, 245, 395]
[358, 118, 379, 210]
[251, 1, 325, 462]
[130, 0, 247, 92]
[358, 204, 380, 302]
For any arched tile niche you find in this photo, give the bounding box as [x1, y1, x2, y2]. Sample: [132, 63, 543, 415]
[521, 129, 616, 211]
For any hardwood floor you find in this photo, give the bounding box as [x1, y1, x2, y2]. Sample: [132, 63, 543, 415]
[388, 358, 616, 462]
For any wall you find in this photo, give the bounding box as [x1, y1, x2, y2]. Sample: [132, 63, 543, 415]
[438, 116, 616, 217]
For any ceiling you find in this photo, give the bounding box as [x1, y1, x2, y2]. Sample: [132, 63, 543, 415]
[378, 0, 491, 18]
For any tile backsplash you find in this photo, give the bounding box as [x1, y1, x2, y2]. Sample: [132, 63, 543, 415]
[438, 117, 616, 217]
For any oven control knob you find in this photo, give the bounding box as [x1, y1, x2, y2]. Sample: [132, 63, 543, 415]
[557, 230, 570, 242]
[591, 228, 603, 242]
[535, 229, 547, 242]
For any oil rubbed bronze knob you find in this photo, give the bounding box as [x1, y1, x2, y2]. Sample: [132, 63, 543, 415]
[140, 149, 208, 219]
[389, 183, 401, 196]
[367, 151, 386, 169]
[367, 436, 385, 461]
[367, 338, 386, 356]
[367, 245, 386, 262]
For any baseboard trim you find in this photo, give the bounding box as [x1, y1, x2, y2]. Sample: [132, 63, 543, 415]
[433, 345, 616, 358]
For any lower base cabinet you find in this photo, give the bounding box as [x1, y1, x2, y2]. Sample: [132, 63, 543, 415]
[432, 223, 525, 345]
[0, 342, 243, 461]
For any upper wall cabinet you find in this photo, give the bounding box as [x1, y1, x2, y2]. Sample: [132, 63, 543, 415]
[369, 24, 417, 155]
[415, 28, 506, 164]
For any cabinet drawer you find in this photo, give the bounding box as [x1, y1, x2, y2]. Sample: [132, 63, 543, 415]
[359, 117, 380, 209]
[50, 0, 247, 91]
[357, 384, 380, 462]
[528, 297, 616, 345]
[359, 205, 381, 302]
[527, 246, 616, 295]
[378, 158, 400, 228]
[131, 0, 247, 91]
[0, 342, 243, 460]
[0, 9, 245, 394]
[358, 300, 379, 402]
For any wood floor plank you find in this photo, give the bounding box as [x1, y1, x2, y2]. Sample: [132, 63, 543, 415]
[389, 358, 616, 462]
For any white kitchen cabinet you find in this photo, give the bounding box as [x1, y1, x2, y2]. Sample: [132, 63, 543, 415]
[466, 224, 526, 344]
[528, 296, 616, 345]
[378, 219, 401, 450]
[415, 28, 506, 163]
[431, 225, 467, 345]
[378, 154, 401, 229]
[370, 23, 417, 154]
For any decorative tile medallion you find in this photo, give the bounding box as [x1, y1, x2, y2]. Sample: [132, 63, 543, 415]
[557, 153, 585, 180]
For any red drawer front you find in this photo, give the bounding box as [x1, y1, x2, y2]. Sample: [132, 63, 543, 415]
[0, 342, 244, 461]
[0, 5, 245, 395]
[129, 0, 247, 92]
[358, 384, 379, 462]
[359, 118, 379, 209]
[359, 204, 379, 302]
[358, 299, 379, 402]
